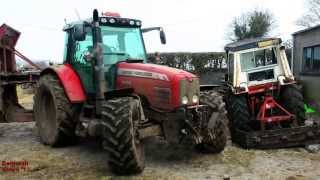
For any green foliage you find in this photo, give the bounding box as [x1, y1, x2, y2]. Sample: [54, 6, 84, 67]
[148, 52, 226, 73]
[231, 9, 274, 41]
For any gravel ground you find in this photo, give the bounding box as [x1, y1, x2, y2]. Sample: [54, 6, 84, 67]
[0, 122, 320, 180]
[0, 88, 318, 179]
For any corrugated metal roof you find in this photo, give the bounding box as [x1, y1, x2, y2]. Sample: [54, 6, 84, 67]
[292, 24, 320, 36]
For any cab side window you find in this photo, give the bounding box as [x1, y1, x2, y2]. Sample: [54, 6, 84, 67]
[228, 53, 234, 83]
[72, 28, 93, 65]
[62, 33, 69, 62]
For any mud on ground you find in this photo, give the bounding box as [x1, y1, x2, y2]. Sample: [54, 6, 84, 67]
[0, 88, 319, 179]
[0, 122, 320, 180]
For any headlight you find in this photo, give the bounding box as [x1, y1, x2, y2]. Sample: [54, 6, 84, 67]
[181, 96, 188, 105]
[192, 95, 199, 103]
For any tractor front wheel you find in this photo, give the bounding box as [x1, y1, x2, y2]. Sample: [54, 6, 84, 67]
[101, 97, 145, 175]
[227, 94, 251, 131]
[197, 90, 228, 153]
[33, 74, 79, 146]
[280, 84, 306, 125]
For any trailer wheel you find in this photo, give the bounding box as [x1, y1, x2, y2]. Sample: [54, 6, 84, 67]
[228, 94, 251, 131]
[33, 74, 79, 146]
[280, 84, 306, 125]
[101, 97, 145, 174]
[197, 90, 227, 153]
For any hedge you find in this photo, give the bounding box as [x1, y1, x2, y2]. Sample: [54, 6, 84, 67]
[147, 52, 227, 74]
[148, 50, 292, 74]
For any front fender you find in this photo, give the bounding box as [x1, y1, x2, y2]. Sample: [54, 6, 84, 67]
[40, 63, 86, 103]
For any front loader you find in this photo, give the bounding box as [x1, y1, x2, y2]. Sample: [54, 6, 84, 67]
[224, 37, 320, 149]
[33, 10, 228, 175]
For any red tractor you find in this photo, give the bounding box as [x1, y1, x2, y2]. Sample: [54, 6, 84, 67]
[33, 10, 227, 174]
[224, 38, 320, 148]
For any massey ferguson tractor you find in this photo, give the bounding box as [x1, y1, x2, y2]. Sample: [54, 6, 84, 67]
[224, 37, 320, 149]
[33, 10, 227, 174]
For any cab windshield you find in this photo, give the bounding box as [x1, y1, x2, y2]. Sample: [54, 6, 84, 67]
[101, 26, 147, 64]
[240, 47, 277, 71]
[75, 26, 147, 65]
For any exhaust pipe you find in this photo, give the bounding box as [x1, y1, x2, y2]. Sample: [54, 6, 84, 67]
[92, 9, 107, 114]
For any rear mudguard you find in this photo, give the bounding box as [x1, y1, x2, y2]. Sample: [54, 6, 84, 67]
[40, 64, 86, 103]
[232, 125, 320, 149]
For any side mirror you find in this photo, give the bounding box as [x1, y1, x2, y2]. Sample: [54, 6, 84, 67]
[73, 24, 86, 41]
[160, 28, 166, 44]
[141, 27, 166, 45]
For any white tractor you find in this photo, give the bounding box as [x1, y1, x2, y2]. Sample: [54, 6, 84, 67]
[223, 37, 320, 148]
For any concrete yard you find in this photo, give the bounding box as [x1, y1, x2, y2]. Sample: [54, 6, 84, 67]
[0, 121, 320, 180]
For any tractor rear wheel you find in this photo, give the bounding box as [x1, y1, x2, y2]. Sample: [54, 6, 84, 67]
[197, 90, 227, 153]
[227, 94, 251, 131]
[33, 74, 79, 146]
[101, 97, 145, 174]
[280, 84, 306, 125]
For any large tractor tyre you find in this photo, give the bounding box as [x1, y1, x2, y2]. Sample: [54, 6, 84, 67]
[280, 84, 306, 126]
[197, 90, 228, 153]
[101, 97, 145, 175]
[33, 74, 79, 147]
[228, 95, 251, 131]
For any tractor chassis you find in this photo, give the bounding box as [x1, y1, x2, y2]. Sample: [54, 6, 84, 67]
[76, 104, 210, 145]
[231, 124, 320, 149]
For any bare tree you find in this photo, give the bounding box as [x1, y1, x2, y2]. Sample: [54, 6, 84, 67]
[283, 39, 293, 49]
[297, 0, 320, 27]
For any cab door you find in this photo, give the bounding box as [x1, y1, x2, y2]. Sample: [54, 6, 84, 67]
[67, 29, 95, 94]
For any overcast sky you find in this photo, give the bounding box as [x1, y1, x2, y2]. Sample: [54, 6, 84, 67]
[0, 0, 306, 62]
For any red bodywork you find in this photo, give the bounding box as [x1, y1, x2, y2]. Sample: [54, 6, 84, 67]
[44, 62, 198, 110]
[117, 62, 198, 111]
[247, 83, 294, 128]
[0, 24, 20, 72]
[41, 63, 86, 103]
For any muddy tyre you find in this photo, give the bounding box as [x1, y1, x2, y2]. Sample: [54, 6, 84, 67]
[197, 90, 227, 153]
[101, 97, 145, 174]
[280, 84, 306, 125]
[228, 94, 251, 131]
[33, 74, 79, 146]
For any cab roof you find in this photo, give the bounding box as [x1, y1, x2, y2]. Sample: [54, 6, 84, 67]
[63, 16, 142, 31]
[225, 37, 282, 52]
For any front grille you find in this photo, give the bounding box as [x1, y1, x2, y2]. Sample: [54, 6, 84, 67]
[248, 69, 274, 81]
[180, 78, 200, 105]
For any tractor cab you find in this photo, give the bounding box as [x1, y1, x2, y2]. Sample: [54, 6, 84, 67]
[62, 12, 165, 94]
[225, 38, 294, 94]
